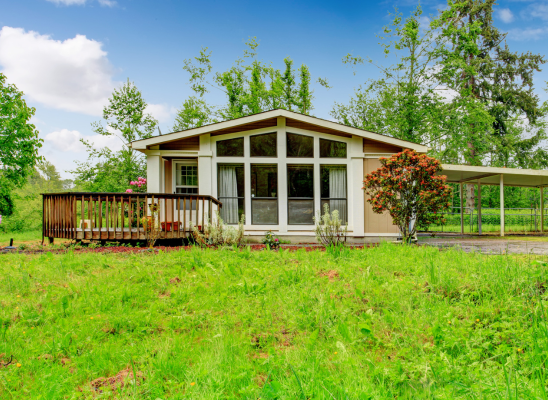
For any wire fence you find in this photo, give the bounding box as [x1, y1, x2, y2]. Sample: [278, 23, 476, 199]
[427, 207, 547, 234]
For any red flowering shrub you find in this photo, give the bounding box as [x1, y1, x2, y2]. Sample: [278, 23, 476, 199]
[363, 149, 451, 243]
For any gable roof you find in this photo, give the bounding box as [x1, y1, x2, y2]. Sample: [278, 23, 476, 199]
[130, 109, 430, 152]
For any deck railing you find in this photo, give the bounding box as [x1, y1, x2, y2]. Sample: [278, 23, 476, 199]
[42, 192, 222, 242]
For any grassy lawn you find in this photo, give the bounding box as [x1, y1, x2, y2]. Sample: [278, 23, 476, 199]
[1, 244, 548, 399]
[0, 230, 43, 247]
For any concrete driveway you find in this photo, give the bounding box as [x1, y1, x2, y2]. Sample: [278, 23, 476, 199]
[419, 235, 548, 255]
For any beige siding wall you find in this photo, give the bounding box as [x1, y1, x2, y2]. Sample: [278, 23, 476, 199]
[363, 158, 399, 234]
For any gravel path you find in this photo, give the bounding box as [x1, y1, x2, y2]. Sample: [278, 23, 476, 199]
[420, 237, 548, 255]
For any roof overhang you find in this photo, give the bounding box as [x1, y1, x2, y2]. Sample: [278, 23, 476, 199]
[440, 164, 548, 188]
[130, 109, 429, 152]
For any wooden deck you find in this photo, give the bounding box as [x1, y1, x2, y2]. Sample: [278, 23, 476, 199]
[42, 192, 222, 242]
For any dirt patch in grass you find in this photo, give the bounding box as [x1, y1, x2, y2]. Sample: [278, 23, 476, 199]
[0, 354, 15, 368]
[170, 277, 181, 284]
[90, 367, 144, 392]
[318, 270, 340, 282]
[2, 243, 374, 255]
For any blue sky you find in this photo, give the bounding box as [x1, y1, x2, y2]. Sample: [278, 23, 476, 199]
[1, 0, 547, 178]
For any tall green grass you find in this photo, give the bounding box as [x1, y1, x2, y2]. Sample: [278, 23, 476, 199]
[1, 244, 548, 398]
[0, 230, 42, 246]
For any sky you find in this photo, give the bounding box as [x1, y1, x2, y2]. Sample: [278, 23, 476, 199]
[1, 0, 548, 179]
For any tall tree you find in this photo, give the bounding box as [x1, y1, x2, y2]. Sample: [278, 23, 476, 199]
[432, 0, 547, 207]
[172, 96, 213, 131]
[0, 73, 42, 216]
[331, 6, 446, 145]
[72, 79, 158, 192]
[179, 37, 329, 128]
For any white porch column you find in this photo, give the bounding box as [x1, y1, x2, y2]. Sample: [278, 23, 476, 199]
[147, 155, 162, 193]
[500, 175, 505, 237]
[198, 134, 212, 197]
[277, 117, 288, 233]
[477, 180, 482, 235]
[541, 185, 544, 234]
[459, 182, 464, 234]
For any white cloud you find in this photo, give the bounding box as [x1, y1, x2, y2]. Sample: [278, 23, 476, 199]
[524, 2, 548, 21]
[44, 129, 86, 152]
[44, 129, 124, 152]
[46, 0, 116, 6]
[146, 104, 177, 123]
[508, 26, 548, 40]
[0, 27, 118, 116]
[497, 8, 515, 23]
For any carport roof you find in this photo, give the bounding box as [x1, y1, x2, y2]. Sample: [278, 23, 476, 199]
[440, 164, 548, 188]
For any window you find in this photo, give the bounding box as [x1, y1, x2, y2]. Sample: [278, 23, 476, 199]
[218, 164, 244, 224]
[320, 139, 347, 158]
[175, 162, 198, 210]
[217, 137, 244, 157]
[250, 132, 277, 157]
[251, 164, 278, 224]
[287, 133, 314, 158]
[320, 165, 347, 224]
[288, 165, 314, 224]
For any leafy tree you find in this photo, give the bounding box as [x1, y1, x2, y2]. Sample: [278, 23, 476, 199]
[0, 73, 42, 216]
[179, 38, 330, 128]
[432, 0, 546, 207]
[72, 79, 158, 192]
[0, 159, 68, 233]
[331, 6, 446, 145]
[172, 96, 212, 131]
[433, 0, 546, 168]
[363, 150, 452, 243]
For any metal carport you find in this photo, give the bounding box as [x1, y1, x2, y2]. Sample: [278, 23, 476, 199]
[439, 164, 548, 236]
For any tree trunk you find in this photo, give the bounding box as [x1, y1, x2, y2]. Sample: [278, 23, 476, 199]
[466, 183, 475, 212]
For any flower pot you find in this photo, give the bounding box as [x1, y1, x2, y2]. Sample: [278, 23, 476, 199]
[161, 221, 182, 231]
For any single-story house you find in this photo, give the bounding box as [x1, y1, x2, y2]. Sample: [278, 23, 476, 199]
[130, 109, 429, 240]
[41, 109, 548, 243]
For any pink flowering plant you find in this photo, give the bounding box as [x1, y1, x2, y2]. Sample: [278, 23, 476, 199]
[262, 230, 280, 250]
[125, 177, 147, 194]
[123, 177, 147, 228]
[363, 149, 452, 243]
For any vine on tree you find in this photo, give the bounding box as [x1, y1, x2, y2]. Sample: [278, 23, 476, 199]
[363, 149, 451, 243]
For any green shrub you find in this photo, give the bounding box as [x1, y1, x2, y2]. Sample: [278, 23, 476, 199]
[313, 203, 347, 247]
[191, 211, 245, 247]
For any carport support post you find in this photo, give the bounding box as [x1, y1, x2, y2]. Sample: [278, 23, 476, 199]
[541, 186, 544, 233]
[500, 174, 505, 237]
[459, 183, 464, 234]
[477, 180, 482, 235]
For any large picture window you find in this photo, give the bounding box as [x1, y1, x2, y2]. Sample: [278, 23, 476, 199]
[251, 164, 278, 225]
[320, 165, 347, 224]
[217, 137, 244, 157]
[250, 132, 277, 157]
[287, 133, 314, 158]
[288, 165, 314, 224]
[218, 164, 244, 224]
[320, 139, 347, 158]
[175, 162, 198, 210]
